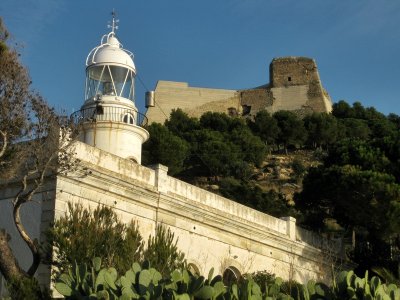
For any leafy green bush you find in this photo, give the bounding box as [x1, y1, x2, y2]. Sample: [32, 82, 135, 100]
[47, 203, 145, 275]
[55, 261, 400, 300]
[47, 204, 186, 277]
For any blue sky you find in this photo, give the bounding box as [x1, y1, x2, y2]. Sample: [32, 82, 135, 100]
[1, 0, 400, 116]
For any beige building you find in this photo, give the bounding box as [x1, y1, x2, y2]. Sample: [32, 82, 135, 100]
[145, 57, 333, 124]
[0, 18, 342, 297]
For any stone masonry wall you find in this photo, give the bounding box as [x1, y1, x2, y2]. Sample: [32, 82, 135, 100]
[145, 57, 332, 124]
[269, 57, 320, 88]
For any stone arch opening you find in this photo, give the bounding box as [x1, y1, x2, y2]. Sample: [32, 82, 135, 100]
[223, 266, 241, 286]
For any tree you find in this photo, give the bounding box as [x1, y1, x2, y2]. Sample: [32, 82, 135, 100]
[165, 108, 200, 138]
[230, 127, 266, 167]
[142, 123, 189, 175]
[48, 204, 185, 278]
[248, 110, 280, 150]
[219, 177, 294, 218]
[296, 135, 400, 272]
[332, 100, 353, 119]
[200, 111, 232, 132]
[273, 110, 307, 152]
[303, 113, 338, 149]
[324, 139, 390, 172]
[47, 203, 144, 275]
[143, 224, 186, 276]
[0, 18, 76, 298]
[339, 118, 371, 140]
[189, 129, 240, 178]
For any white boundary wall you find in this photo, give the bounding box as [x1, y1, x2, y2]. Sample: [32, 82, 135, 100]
[0, 141, 343, 296]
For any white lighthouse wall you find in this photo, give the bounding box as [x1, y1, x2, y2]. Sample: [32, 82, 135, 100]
[80, 122, 148, 163]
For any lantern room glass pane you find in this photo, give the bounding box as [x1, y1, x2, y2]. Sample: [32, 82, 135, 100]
[109, 66, 128, 98]
[86, 65, 135, 100]
[121, 75, 134, 100]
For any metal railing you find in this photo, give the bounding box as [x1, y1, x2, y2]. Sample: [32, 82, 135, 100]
[70, 105, 148, 127]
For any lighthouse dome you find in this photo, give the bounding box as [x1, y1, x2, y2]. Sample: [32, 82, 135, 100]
[86, 32, 136, 73]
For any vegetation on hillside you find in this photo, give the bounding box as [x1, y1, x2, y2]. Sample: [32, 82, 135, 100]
[142, 102, 400, 278]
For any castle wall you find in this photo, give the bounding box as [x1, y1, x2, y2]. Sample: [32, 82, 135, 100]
[146, 81, 238, 124]
[145, 57, 332, 124]
[269, 57, 320, 87]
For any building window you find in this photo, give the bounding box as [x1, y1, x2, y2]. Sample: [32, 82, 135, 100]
[242, 105, 251, 116]
[123, 113, 135, 124]
[288, 76, 292, 82]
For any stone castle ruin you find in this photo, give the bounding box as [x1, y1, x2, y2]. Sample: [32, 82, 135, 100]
[145, 57, 332, 124]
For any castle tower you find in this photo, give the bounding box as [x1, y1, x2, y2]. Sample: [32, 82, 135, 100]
[72, 12, 149, 163]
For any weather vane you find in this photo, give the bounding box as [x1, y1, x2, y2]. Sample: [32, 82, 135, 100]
[108, 9, 119, 33]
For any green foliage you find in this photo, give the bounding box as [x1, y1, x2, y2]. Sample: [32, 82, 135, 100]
[143, 109, 268, 180]
[56, 258, 226, 300]
[56, 262, 400, 300]
[143, 225, 186, 276]
[142, 123, 190, 175]
[324, 139, 391, 172]
[296, 101, 400, 273]
[247, 270, 276, 293]
[5, 276, 50, 300]
[230, 127, 266, 167]
[190, 129, 241, 178]
[48, 204, 187, 281]
[219, 177, 294, 218]
[297, 165, 400, 237]
[303, 113, 338, 149]
[165, 108, 200, 138]
[248, 110, 280, 149]
[47, 203, 145, 275]
[200, 111, 233, 132]
[142, 102, 400, 276]
[339, 118, 371, 140]
[273, 111, 307, 151]
[290, 159, 306, 182]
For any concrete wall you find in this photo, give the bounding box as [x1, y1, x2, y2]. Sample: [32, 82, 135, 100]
[0, 141, 342, 296]
[54, 142, 340, 282]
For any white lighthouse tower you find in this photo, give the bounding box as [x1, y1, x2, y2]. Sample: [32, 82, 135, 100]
[72, 12, 149, 163]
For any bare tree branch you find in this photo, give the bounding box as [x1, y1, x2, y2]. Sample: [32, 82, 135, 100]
[12, 151, 58, 276]
[0, 229, 26, 282]
[0, 130, 7, 159]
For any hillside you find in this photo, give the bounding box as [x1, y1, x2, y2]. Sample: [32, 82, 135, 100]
[196, 149, 320, 206]
[142, 100, 400, 276]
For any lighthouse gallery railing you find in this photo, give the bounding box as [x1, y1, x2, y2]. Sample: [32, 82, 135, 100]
[70, 105, 148, 127]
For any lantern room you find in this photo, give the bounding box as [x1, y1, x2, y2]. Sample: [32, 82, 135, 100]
[85, 28, 136, 102]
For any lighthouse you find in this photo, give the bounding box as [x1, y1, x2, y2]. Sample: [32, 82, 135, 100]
[72, 12, 149, 163]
